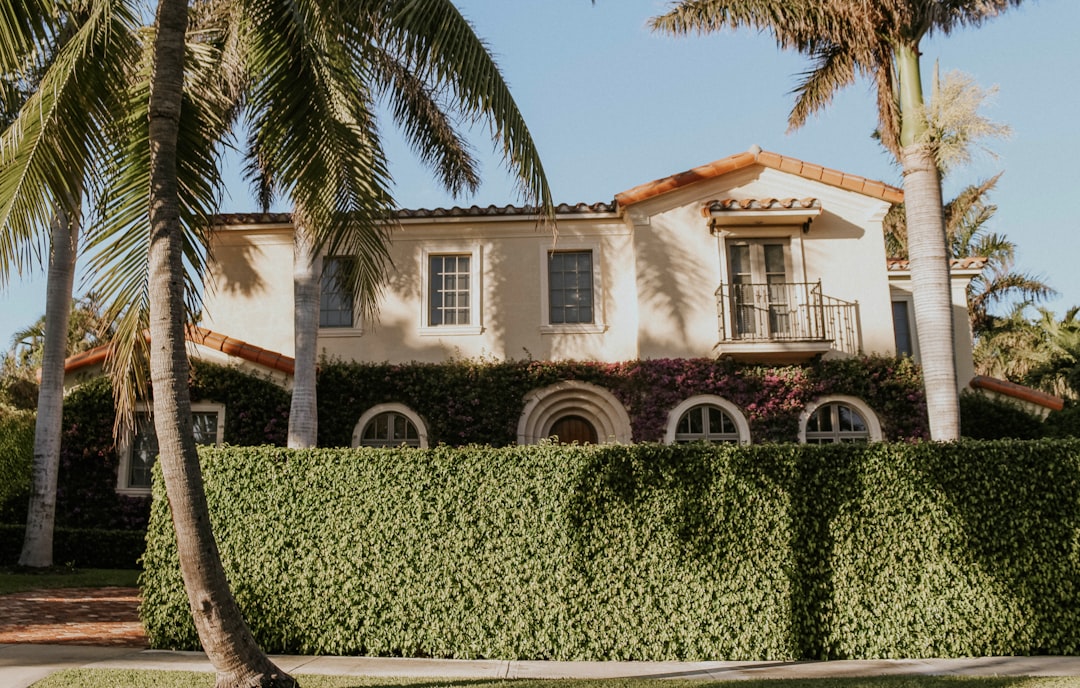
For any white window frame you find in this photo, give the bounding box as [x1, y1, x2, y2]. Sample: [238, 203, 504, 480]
[539, 242, 605, 334]
[116, 401, 226, 496]
[664, 395, 751, 445]
[351, 403, 429, 448]
[420, 243, 483, 335]
[798, 395, 883, 444]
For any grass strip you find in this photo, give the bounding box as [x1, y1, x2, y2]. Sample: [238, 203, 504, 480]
[0, 567, 139, 595]
[27, 671, 1080, 688]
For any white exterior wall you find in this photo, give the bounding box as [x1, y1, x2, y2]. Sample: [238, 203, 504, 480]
[203, 225, 296, 357]
[197, 162, 976, 377]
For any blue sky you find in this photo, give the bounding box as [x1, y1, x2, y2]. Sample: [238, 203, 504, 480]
[2, 0, 1077, 352]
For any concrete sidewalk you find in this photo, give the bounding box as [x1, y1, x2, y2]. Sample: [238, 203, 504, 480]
[3, 645, 1080, 688]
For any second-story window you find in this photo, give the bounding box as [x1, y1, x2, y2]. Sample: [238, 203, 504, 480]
[548, 250, 594, 324]
[429, 254, 471, 326]
[320, 257, 354, 328]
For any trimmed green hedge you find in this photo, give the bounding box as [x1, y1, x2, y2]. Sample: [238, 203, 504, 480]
[0, 524, 145, 569]
[142, 440, 1080, 660]
[0, 406, 34, 510]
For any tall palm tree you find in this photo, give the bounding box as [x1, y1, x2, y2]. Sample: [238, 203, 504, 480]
[5, 0, 551, 685]
[651, 0, 1025, 440]
[0, 0, 140, 568]
[279, 36, 485, 448]
[885, 173, 1055, 337]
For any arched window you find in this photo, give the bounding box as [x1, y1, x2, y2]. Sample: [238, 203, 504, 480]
[664, 395, 751, 445]
[799, 396, 882, 444]
[352, 404, 428, 448]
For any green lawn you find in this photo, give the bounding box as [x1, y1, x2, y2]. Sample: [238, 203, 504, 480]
[0, 566, 139, 595]
[27, 672, 1080, 688]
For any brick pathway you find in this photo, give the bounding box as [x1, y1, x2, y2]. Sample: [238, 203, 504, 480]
[0, 587, 148, 647]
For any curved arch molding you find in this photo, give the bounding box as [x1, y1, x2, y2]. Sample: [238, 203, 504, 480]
[517, 380, 632, 445]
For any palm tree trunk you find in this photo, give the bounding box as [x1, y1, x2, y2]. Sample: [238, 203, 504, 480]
[18, 206, 78, 568]
[147, 1, 295, 685]
[895, 43, 960, 441]
[287, 222, 318, 448]
[902, 143, 959, 440]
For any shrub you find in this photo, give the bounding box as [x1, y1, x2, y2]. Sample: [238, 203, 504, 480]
[1044, 400, 1080, 438]
[0, 523, 144, 569]
[960, 391, 1045, 440]
[0, 406, 35, 521]
[142, 440, 1080, 660]
[316, 355, 928, 446]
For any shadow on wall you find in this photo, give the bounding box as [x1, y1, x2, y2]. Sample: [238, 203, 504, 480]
[634, 215, 714, 355]
[206, 234, 267, 298]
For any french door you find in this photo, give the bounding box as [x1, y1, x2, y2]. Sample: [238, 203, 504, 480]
[728, 240, 792, 337]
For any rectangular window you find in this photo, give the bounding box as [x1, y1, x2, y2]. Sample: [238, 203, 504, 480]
[429, 254, 471, 326]
[122, 407, 223, 493]
[892, 300, 913, 356]
[319, 257, 354, 328]
[548, 251, 594, 324]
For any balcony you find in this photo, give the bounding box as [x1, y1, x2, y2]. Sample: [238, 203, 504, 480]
[715, 281, 860, 363]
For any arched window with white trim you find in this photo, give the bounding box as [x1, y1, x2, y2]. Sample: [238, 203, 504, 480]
[664, 395, 751, 445]
[799, 395, 882, 444]
[352, 403, 429, 448]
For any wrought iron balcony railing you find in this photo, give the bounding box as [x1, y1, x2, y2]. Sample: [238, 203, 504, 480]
[715, 281, 860, 355]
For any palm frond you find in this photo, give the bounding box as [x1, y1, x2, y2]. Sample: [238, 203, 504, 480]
[379, 0, 553, 215]
[368, 44, 480, 198]
[87, 21, 231, 434]
[0, 0, 140, 284]
[788, 42, 856, 132]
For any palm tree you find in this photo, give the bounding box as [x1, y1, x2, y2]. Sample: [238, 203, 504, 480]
[0, 1, 140, 568]
[279, 37, 485, 448]
[651, 0, 1025, 440]
[977, 305, 1080, 400]
[885, 173, 1055, 337]
[5, 0, 551, 685]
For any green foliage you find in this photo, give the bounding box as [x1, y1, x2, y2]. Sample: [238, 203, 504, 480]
[317, 355, 929, 446]
[142, 440, 1080, 660]
[188, 361, 291, 446]
[1044, 400, 1080, 439]
[0, 405, 34, 509]
[959, 391, 1044, 440]
[0, 524, 144, 569]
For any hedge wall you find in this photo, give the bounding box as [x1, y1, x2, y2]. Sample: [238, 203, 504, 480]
[142, 440, 1080, 660]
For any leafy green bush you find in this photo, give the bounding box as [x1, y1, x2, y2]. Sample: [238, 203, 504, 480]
[0, 523, 145, 568]
[960, 391, 1045, 439]
[0, 405, 34, 520]
[1044, 400, 1080, 438]
[142, 440, 1080, 660]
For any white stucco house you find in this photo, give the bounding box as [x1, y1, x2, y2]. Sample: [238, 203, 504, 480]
[203, 145, 979, 375]
[63, 146, 1064, 494]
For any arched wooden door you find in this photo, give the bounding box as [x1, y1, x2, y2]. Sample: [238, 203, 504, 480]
[548, 415, 598, 444]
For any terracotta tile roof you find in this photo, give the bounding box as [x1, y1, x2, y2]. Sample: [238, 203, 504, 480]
[64, 326, 295, 376]
[212, 202, 616, 226]
[614, 145, 904, 207]
[970, 375, 1065, 412]
[705, 197, 821, 212]
[887, 257, 989, 272]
